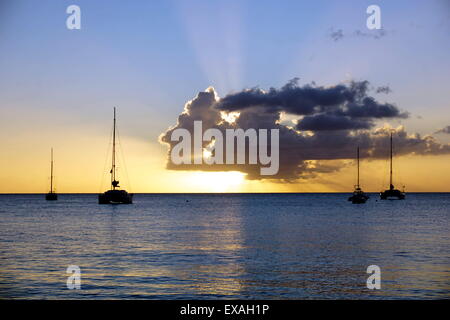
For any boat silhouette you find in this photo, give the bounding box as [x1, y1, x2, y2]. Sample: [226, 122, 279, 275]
[98, 107, 133, 204]
[45, 148, 57, 201]
[348, 146, 369, 204]
[380, 132, 405, 200]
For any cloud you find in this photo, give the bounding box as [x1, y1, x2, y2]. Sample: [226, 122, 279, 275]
[217, 79, 408, 130]
[296, 114, 372, 131]
[435, 125, 450, 134]
[376, 85, 392, 94]
[329, 29, 344, 41]
[160, 80, 450, 181]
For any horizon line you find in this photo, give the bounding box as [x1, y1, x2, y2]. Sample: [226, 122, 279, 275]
[1, 192, 450, 195]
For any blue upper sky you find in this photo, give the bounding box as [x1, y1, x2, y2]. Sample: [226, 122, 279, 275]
[1, 0, 449, 142]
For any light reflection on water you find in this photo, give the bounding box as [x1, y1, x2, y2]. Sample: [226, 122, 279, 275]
[0, 193, 449, 299]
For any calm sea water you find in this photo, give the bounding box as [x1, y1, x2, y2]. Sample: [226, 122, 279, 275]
[0, 193, 448, 299]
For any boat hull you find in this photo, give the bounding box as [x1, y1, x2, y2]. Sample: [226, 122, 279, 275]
[99, 190, 133, 204]
[45, 193, 58, 201]
[348, 192, 369, 204]
[380, 189, 405, 200]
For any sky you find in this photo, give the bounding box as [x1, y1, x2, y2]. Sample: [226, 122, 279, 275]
[0, 0, 449, 193]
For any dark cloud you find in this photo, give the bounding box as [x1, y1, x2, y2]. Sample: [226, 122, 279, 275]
[329, 29, 344, 41]
[217, 78, 371, 115]
[333, 97, 408, 119]
[217, 79, 408, 132]
[435, 126, 450, 134]
[376, 86, 392, 94]
[160, 80, 450, 181]
[296, 114, 372, 131]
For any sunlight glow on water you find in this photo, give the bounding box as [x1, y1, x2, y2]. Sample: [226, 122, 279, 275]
[0, 193, 449, 299]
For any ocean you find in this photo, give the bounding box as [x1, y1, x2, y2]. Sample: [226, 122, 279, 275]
[0, 193, 448, 299]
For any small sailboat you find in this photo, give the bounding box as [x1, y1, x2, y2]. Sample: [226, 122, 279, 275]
[99, 107, 133, 204]
[45, 148, 58, 201]
[380, 132, 405, 200]
[348, 147, 369, 204]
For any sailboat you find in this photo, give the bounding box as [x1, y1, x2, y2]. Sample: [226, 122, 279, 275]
[45, 148, 58, 201]
[380, 132, 405, 200]
[348, 147, 369, 204]
[98, 107, 133, 204]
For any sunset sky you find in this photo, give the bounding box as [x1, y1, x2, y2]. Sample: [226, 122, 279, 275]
[1, 0, 449, 193]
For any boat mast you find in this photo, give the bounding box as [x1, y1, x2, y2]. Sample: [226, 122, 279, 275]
[112, 107, 116, 190]
[50, 148, 54, 193]
[357, 146, 360, 188]
[390, 132, 393, 190]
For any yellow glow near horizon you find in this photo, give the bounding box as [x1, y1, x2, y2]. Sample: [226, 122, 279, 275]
[187, 171, 246, 193]
[1, 124, 450, 193]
